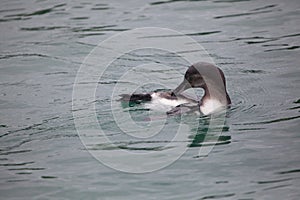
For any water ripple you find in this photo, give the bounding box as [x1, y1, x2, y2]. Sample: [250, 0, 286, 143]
[8, 167, 45, 171]
[264, 45, 300, 52]
[250, 4, 277, 11]
[237, 115, 300, 125]
[20, 26, 68, 31]
[0, 161, 34, 167]
[277, 169, 300, 175]
[263, 184, 291, 191]
[214, 10, 273, 19]
[150, 0, 205, 6]
[0, 150, 32, 156]
[256, 178, 292, 185]
[200, 193, 235, 199]
[213, 0, 250, 2]
[0, 53, 50, 60]
[139, 31, 221, 38]
[4, 4, 66, 17]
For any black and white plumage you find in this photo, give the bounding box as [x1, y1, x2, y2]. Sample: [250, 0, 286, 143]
[119, 62, 231, 115]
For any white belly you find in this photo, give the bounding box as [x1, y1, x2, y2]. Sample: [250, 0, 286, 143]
[200, 99, 225, 115]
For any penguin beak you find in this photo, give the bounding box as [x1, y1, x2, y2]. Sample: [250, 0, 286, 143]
[172, 79, 191, 96]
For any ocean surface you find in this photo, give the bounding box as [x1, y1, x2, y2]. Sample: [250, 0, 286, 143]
[0, 0, 300, 199]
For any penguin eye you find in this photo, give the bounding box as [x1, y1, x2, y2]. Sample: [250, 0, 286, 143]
[189, 74, 196, 81]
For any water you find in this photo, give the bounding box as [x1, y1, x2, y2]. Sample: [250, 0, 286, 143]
[0, 0, 300, 199]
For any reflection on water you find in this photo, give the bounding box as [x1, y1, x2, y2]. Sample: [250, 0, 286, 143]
[0, 0, 300, 199]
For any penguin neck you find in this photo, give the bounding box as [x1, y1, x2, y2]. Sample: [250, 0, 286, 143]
[199, 85, 231, 115]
